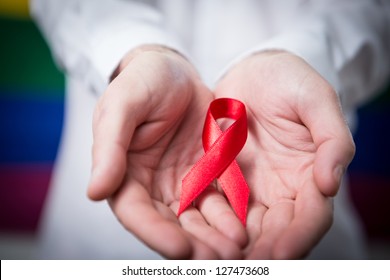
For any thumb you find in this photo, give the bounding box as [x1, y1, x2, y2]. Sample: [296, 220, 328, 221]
[88, 70, 151, 201]
[300, 79, 355, 197]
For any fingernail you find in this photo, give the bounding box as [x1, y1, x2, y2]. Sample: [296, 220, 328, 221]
[334, 165, 345, 186]
[89, 166, 100, 186]
[88, 167, 101, 200]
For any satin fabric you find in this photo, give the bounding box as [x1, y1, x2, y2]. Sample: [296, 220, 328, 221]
[178, 98, 249, 225]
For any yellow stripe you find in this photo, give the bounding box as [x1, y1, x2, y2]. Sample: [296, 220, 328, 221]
[0, 0, 30, 19]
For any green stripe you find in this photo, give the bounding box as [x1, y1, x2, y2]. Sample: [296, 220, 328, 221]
[0, 17, 64, 96]
[365, 83, 390, 110]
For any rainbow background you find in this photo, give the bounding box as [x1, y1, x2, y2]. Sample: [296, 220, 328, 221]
[0, 0, 64, 234]
[0, 0, 389, 257]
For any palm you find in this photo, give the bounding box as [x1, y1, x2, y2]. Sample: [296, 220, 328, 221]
[238, 92, 323, 259]
[122, 87, 211, 209]
[214, 52, 347, 259]
[110, 87, 220, 258]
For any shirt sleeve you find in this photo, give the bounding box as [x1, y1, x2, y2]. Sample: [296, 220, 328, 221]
[220, 0, 390, 114]
[30, 0, 187, 95]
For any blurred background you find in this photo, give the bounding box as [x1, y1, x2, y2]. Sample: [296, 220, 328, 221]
[0, 0, 64, 258]
[0, 0, 389, 259]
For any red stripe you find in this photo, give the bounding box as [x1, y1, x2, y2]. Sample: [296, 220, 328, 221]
[0, 163, 53, 232]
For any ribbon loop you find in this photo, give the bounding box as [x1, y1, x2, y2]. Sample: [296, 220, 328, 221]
[177, 98, 250, 225]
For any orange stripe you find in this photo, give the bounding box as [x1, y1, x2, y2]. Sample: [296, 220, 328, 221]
[0, 0, 30, 19]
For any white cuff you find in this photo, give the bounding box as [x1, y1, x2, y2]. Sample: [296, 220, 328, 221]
[217, 20, 339, 94]
[88, 22, 188, 95]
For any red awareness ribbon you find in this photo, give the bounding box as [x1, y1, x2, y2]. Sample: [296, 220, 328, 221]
[177, 98, 250, 225]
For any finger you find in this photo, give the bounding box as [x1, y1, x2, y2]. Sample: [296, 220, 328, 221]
[179, 204, 243, 259]
[299, 80, 355, 196]
[169, 201, 220, 259]
[272, 182, 333, 259]
[186, 235, 220, 259]
[88, 71, 152, 201]
[196, 186, 248, 248]
[109, 178, 194, 259]
[246, 201, 294, 259]
[243, 202, 268, 255]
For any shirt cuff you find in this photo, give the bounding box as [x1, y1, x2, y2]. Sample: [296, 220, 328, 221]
[217, 21, 339, 94]
[86, 19, 188, 95]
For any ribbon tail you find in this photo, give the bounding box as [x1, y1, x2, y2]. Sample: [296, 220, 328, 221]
[177, 177, 210, 217]
[218, 160, 249, 225]
[177, 150, 228, 217]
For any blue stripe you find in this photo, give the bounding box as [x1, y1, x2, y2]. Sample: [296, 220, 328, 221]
[349, 107, 390, 176]
[0, 95, 64, 163]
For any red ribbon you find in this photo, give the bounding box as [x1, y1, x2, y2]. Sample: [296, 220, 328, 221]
[177, 98, 250, 225]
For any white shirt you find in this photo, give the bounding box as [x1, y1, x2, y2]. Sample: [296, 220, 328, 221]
[30, 0, 390, 259]
[31, 0, 390, 117]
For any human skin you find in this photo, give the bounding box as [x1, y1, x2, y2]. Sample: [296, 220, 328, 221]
[214, 51, 355, 259]
[87, 46, 355, 259]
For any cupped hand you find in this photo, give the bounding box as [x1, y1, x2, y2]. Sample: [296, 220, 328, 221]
[88, 46, 247, 259]
[215, 51, 355, 259]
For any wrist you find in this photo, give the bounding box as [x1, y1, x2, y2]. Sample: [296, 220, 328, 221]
[110, 44, 196, 81]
